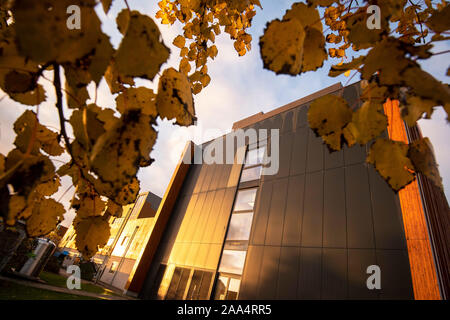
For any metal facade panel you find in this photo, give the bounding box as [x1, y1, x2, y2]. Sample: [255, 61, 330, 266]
[306, 128, 324, 173]
[265, 178, 289, 246]
[282, 174, 305, 246]
[289, 127, 308, 176]
[323, 167, 347, 248]
[301, 171, 324, 247]
[368, 166, 407, 250]
[250, 181, 273, 245]
[322, 248, 348, 299]
[239, 245, 264, 299]
[276, 246, 300, 299]
[345, 164, 376, 249]
[257, 246, 281, 300]
[347, 249, 378, 299]
[298, 247, 322, 299]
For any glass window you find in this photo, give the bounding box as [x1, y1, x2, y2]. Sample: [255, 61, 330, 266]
[226, 212, 254, 240]
[240, 166, 262, 182]
[213, 275, 240, 300]
[245, 147, 265, 167]
[214, 276, 229, 300]
[109, 262, 118, 273]
[226, 278, 241, 300]
[233, 189, 257, 212]
[219, 250, 247, 275]
[129, 194, 147, 219]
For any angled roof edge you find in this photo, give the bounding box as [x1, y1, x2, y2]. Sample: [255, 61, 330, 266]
[232, 82, 343, 130]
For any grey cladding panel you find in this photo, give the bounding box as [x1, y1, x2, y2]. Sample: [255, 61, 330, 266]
[345, 164, 375, 249]
[301, 171, 323, 247]
[239, 245, 264, 299]
[348, 249, 378, 299]
[265, 178, 289, 246]
[377, 250, 414, 300]
[290, 127, 308, 176]
[323, 168, 347, 248]
[277, 246, 300, 299]
[250, 181, 273, 245]
[298, 247, 322, 299]
[322, 249, 348, 299]
[368, 166, 407, 250]
[257, 246, 281, 300]
[306, 129, 324, 173]
[282, 175, 305, 246]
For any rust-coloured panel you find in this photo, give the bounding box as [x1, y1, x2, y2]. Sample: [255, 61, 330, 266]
[383, 99, 441, 300]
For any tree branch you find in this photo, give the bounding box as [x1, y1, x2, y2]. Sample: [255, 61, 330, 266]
[53, 64, 72, 156]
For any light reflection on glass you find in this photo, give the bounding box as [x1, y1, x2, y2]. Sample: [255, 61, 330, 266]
[219, 250, 247, 275]
[240, 166, 262, 182]
[226, 213, 254, 240]
[233, 189, 257, 211]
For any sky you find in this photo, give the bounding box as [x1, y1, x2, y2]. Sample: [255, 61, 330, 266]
[0, 1, 449, 227]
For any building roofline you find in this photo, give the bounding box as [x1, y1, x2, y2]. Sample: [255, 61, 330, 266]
[231, 82, 343, 130]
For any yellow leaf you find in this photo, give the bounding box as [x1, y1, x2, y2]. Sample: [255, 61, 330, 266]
[71, 191, 106, 219]
[329, 56, 364, 77]
[401, 95, 437, 126]
[101, 0, 113, 14]
[426, 4, 450, 33]
[156, 67, 196, 126]
[115, 87, 157, 117]
[74, 215, 110, 259]
[408, 137, 443, 190]
[90, 111, 157, 187]
[308, 95, 352, 137]
[260, 19, 305, 75]
[26, 198, 65, 237]
[367, 138, 415, 192]
[201, 74, 211, 87]
[179, 57, 191, 75]
[173, 35, 186, 48]
[13, 0, 104, 64]
[104, 59, 135, 94]
[115, 10, 170, 80]
[308, 94, 353, 151]
[14, 110, 64, 156]
[301, 27, 327, 72]
[347, 101, 387, 145]
[283, 2, 322, 32]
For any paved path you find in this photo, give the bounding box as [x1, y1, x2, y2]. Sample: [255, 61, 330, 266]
[0, 275, 134, 300]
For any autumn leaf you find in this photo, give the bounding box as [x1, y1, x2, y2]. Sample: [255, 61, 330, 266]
[260, 19, 306, 75]
[367, 138, 415, 192]
[26, 198, 65, 237]
[308, 94, 353, 150]
[115, 10, 170, 80]
[13, 0, 104, 64]
[74, 215, 111, 259]
[156, 68, 196, 126]
[345, 101, 387, 145]
[115, 87, 158, 117]
[408, 137, 443, 190]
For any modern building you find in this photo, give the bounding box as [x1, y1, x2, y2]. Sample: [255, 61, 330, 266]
[66, 81, 450, 300]
[59, 191, 161, 291]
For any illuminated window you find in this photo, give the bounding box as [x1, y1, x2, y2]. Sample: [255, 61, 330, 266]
[233, 189, 257, 212]
[218, 250, 247, 275]
[226, 212, 254, 241]
[240, 166, 262, 182]
[244, 147, 265, 167]
[214, 275, 241, 300]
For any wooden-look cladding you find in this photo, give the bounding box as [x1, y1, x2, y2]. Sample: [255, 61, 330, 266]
[407, 122, 450, 300]
[124, 142, 194, 295]
[383, 99, 441, 300]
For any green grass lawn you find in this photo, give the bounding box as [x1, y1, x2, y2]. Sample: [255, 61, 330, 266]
[0, 280, 98, 300]
[39, 271, 119, 297]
